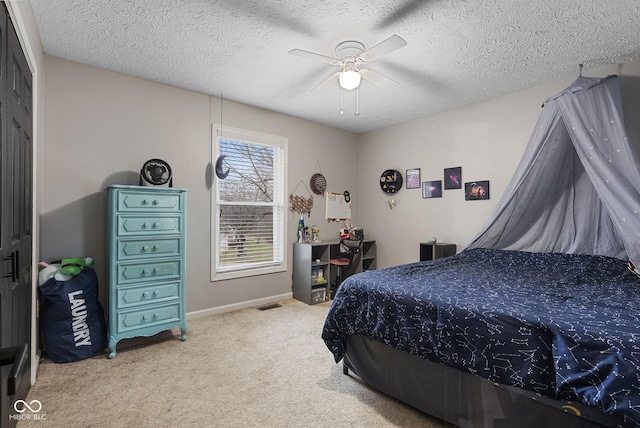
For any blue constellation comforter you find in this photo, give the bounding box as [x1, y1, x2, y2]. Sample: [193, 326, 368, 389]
[322, 248, 640, 426]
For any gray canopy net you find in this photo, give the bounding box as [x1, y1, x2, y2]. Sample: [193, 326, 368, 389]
[465, 75, 640, 268]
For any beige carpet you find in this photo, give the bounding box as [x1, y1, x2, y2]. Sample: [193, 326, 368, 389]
[18, 299, 455, 428]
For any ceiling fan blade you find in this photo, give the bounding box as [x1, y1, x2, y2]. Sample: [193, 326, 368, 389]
[360, 35, 407, 63]
[311, 71, 340, 92]
[375, 0, 428, 29]
[360, 69, 399, 89]
[218, 1, 317, 37]
[288, 48, 337, 65]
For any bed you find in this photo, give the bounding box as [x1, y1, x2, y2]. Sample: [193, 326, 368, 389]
[322, 248, 640, 427]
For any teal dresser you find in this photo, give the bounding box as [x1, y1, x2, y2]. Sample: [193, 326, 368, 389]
[106, 185, 187, 358]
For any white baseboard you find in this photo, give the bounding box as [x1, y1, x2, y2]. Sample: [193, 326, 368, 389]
[31, 351, 40, 385]
[186, 292, 293, 320]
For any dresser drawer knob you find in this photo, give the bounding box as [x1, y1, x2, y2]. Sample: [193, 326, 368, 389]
[152, 222, 158, 229]
[141, 246, 149, 252]
[152, 245, 159, 251]
[152, 200, 159, 205]
[141, 223, 148, 229]
[141, 199, 148, 205]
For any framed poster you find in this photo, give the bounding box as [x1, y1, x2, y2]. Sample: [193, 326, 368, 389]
[465, 180, 490, 200]
[444, 166, 462, 189]
[405, 168, 421, 189]
[422, 180, 442, 198]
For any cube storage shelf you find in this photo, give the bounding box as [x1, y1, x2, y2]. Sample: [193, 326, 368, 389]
[419, 242, 457, 261]
[293, 240, 376, 305]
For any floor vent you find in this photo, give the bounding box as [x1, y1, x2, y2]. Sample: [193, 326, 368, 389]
[257, 303, 282, 311]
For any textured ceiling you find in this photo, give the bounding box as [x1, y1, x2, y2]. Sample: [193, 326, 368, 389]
[30, 0, 640, 134]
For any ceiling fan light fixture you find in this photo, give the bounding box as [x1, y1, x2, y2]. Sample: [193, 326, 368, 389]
[339, 69, 361, 90]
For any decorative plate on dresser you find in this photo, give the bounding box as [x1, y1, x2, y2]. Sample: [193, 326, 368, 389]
[105, 185, 187, 358]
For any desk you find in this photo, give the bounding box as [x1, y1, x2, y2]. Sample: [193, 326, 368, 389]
[419, 242, 456, 261]
[293, 240, 376, 305]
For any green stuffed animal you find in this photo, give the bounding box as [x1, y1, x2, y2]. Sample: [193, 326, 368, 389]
[58, 257, 94, 276]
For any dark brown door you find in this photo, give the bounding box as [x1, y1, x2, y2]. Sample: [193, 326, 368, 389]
[1, 3, 33, 426]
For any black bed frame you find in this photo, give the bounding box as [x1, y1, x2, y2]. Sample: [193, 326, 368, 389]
[343, 335, 625, 428]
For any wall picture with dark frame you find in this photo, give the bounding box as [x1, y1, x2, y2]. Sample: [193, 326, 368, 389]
[405, 168, 421, 189]
[444, 166, 462, 189]
[422, 180, 442, 198]
[464, 180, 490, 200]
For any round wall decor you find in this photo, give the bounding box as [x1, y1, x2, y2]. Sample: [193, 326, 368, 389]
[310, 173, 327, 195]
[380, 169, 403, 194]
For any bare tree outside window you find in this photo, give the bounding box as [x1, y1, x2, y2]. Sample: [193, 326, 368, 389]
[213, 130, 285, 277]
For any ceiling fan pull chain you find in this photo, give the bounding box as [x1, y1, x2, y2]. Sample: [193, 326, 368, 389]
[340, 87, 344, 115]
[355, 86, 360, 116]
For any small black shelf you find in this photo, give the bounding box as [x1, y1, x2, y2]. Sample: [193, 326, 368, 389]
[419, 242, 456, 261]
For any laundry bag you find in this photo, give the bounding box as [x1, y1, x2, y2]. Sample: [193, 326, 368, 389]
[39, 266, 107, 363]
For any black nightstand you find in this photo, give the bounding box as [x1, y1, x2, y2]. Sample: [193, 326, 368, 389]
[419, 242, 457, 261]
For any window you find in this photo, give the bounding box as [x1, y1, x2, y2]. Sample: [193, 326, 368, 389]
[211, 125, 287, 280]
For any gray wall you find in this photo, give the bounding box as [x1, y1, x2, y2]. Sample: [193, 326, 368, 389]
[38, 55, 640, 314]
[41, 56, 360, 314]
[357, 61, 640, 269]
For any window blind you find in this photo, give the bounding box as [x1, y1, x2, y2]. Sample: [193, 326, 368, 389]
[213, 129, 285, 275]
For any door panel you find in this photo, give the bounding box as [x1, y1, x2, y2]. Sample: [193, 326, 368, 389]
[1, 4, 33, 427]
[4, 3, 32, 352]
[0, 0, 11, 351]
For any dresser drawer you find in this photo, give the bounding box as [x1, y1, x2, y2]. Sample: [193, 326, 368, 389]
[116, 281, 181, 308]
[117, 259, 181, 285]
[117, 237, 181, 260]
[117, 191, 182, 212]
[117, 215, 182, 236]
[116, 302, 182, 333]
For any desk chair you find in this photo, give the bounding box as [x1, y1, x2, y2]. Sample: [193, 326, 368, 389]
[329, 237, 364, 299]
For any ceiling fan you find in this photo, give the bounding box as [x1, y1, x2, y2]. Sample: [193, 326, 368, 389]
[288, 34, 407, 93]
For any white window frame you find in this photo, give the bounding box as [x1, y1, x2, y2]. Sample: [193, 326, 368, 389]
[211, 124, 288, 281]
